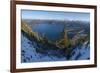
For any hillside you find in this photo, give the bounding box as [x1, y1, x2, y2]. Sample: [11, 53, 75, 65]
[21, 19, 90, 62]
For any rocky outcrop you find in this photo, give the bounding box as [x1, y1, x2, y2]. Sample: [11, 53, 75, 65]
[21, 20, 89, 59]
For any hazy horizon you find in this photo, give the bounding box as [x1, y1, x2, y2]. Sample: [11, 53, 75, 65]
[21, 10, 90, 22]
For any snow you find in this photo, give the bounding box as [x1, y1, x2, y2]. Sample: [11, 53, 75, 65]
[21, 33, 90, 63]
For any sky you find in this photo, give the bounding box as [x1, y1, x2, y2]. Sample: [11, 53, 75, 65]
[21, 10, 90, 21]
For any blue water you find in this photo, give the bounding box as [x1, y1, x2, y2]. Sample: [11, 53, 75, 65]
[32, 23, 64, 41]
[21, 21, 90, 63]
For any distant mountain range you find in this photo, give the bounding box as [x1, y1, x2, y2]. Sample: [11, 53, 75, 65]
[22, 19, 90, 34]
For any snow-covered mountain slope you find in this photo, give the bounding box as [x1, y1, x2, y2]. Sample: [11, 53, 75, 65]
[21, 33, 90, 63]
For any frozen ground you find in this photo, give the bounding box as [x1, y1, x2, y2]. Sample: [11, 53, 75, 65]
[21, 33, 90, 63]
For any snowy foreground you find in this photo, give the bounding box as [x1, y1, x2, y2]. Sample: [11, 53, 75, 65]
[21, 33, 90, 63]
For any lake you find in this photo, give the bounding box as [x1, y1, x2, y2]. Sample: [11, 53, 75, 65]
[21, 20, 90, 63]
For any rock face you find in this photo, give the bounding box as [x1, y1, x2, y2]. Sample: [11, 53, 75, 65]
[21, 20, 90, 63]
